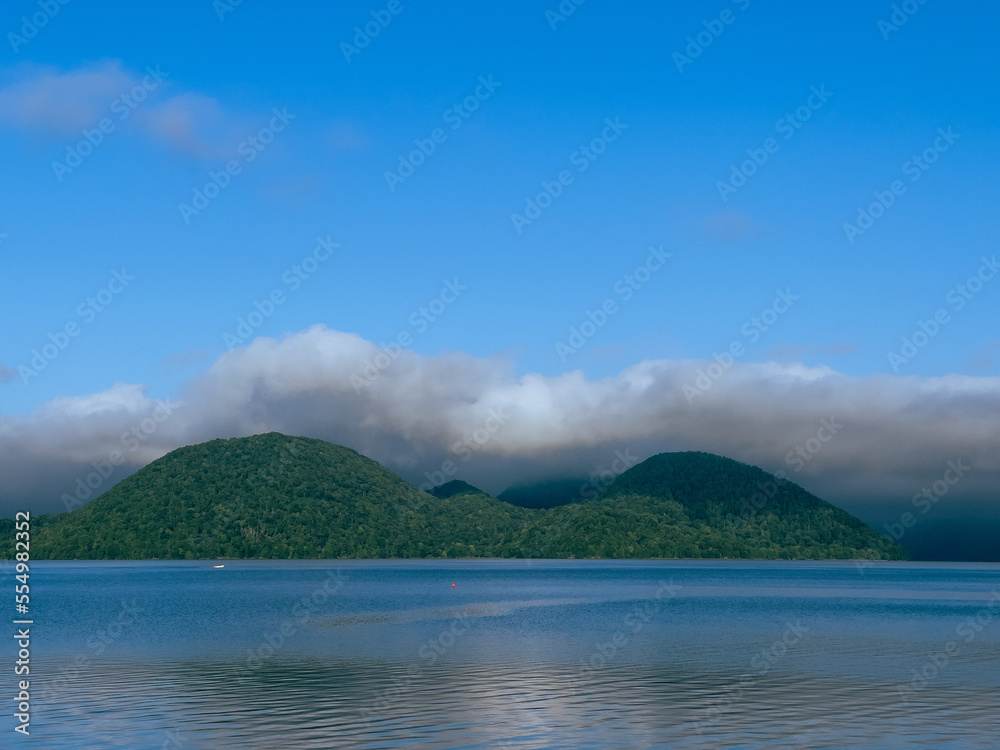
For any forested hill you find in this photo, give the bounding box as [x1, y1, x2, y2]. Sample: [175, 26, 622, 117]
[18, 433, 530, 559]
[2, 433, 906, 561]
[601, 451, 906, 560]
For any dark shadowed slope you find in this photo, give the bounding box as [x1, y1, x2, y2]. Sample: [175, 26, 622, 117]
[498, 478, 589, 509]
[429, 480, 488, 499]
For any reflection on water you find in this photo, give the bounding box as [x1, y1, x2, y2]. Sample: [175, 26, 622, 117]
[27, 657, 1000, 749]
[8, 560, 1000, 749]
[315, 597, 590, 627]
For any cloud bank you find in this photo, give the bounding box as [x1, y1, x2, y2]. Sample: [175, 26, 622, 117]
[2, 326, 997, 538]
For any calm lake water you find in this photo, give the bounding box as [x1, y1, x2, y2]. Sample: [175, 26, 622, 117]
[4, 560, 999, 749]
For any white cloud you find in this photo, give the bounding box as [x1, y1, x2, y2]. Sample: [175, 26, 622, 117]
[1, 325, 998, 518]
[0, 61, 134, 135]
[0, 61, 237, 157]
[136, 92, 236, 158]
[37, 382, 149, 420]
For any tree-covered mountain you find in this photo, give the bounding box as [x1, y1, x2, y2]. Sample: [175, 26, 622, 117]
[596, 451, 906, 560]
[2, 433, 907, 561]
[19, 434, 529, 560]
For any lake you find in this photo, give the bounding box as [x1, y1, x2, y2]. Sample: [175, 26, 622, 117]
[5, 560, 999, 748]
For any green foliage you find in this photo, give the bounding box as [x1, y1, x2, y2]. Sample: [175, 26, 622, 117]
[511, 494, 704, 558]
[602, 451, 907, 560]
[0, 435, 907, 561]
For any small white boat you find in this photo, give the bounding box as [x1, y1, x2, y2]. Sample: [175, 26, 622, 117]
[213, 564, 225, 569]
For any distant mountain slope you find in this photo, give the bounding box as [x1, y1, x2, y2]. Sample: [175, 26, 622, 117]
[498, 478, 587, 509]
[430, 480, 487, 499]
[3, 435, 906, 561]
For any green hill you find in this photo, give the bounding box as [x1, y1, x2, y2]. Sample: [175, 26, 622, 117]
[2, 434, 906, 561]
[22, 433, 529, 560]
[596, 451, 906, 560]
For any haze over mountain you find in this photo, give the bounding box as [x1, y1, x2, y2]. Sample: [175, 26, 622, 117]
[2, 327, 996, 561]
[429, 480, 487, 500]
[2, 433, 905, 561]
[497, 479, 590, 509]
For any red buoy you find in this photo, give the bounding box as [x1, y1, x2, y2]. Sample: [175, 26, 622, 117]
[451, 583, 456, 587]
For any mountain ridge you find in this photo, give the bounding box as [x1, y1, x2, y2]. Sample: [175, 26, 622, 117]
[1, 433, 907, 561]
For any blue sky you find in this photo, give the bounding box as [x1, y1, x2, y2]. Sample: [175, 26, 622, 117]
[2, 0, 998, 412]
[1, 0, 999, 558]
